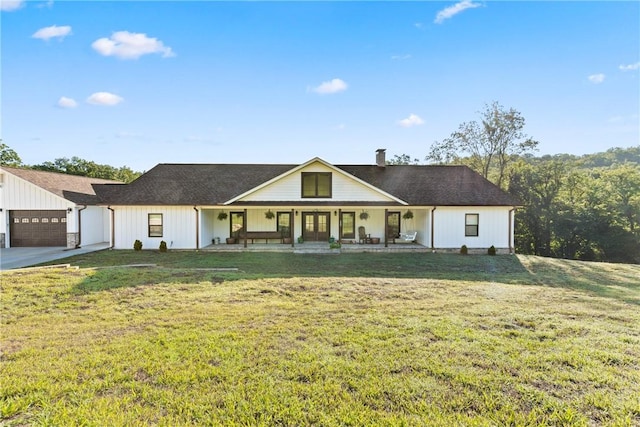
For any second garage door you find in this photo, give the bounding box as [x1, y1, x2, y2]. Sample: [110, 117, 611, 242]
[9, 210, 67, 247]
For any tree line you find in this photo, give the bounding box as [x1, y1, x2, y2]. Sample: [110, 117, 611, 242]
[0, 140, 142, 183]
[392, 102, 640, 264]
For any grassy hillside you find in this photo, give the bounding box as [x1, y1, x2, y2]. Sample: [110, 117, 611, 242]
[2, 254, 639, 426]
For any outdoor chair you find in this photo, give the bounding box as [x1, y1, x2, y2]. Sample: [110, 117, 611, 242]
[358, 226, 372, 244]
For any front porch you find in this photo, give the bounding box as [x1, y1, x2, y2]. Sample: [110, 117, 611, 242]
[201, 241, 430, 253]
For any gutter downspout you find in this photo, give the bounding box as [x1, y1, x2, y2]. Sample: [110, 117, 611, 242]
[508, 207, 516, 254]
[430, 206, 437, 252]
[194, 206, 200, 250]
[107, 206, 115, 249]
[77, 205, 87, 248]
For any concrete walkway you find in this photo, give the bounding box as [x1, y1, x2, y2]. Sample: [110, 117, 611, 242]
[0, 243, 110, 270]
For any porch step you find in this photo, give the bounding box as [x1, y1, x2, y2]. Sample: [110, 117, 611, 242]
[293, 248, 341, 254]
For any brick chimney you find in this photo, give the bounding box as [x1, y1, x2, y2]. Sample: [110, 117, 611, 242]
[376, 148, 386, 167]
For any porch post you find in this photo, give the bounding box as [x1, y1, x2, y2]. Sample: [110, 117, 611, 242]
[243, 208, 248, 248]
[338, 208, 342, 242]
[290, 209, 295, 247]
[384, 209, 388, 247]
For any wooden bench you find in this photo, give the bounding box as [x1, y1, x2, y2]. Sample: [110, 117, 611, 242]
[240, 231, 285, 243]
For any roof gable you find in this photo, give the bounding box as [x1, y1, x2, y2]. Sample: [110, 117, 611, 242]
[1, 166, 122, 205]
[227, 157, 406, 205]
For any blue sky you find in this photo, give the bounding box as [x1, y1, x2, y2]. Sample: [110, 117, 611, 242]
[2, 1, 639, 172]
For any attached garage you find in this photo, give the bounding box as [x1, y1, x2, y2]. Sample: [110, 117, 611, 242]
[9, 210, 67, 247]
[1, 167, 121, 248]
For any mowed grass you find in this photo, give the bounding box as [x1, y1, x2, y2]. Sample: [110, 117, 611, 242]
[1, 254, 639, 426]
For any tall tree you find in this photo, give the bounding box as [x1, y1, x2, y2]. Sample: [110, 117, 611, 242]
[427, 101, 538, 188]
[0, 141, 22, 167]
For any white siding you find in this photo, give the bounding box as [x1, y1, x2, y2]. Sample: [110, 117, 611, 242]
[241, 163, 396, 202]
[111, 206, 196, 249]
[1, 171, 71, 210]
[80, 206, 109, 246]
[433, 206, 511, 249]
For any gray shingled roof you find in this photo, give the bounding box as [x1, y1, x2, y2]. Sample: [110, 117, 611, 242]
[2, 166, 122, 205]
[93, 163, 519, 206]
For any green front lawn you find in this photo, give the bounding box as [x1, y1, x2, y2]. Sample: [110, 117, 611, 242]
[2, 253, 639, 425]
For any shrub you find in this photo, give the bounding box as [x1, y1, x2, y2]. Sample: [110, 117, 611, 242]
[133, 240, 143, 251]
[329, 241, 341, 249]
[488, 245, 496, 256]
[460, 245, 468, 255]
[159, 241, 168, 252]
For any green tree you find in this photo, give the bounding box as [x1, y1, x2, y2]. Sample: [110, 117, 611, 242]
[387, 153, 420, 165]
[509, 160, 564, 256]
[0, 141, 22, 167]
[31, 156, 141, 183]
[427, 101, 538, 188]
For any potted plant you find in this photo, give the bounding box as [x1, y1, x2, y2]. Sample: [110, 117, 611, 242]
[402, 210, 414, 219]
[265, 210, 275, 220]
[359, 211, 369, 220]
[217, 211, 228, 221]
[281, 227, 292, 244]
[297, 235, 304, 244]
[227, 223, 242, 244]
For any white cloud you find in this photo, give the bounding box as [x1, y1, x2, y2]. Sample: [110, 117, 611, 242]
[310, 78, 348, 95]
[588, 73, 605, 84]
[0, 0, 24, 11]
[434, 0, 483, 24]
[57, 96, 77, 108]
[32, 25, 72, 41]
[391, 54, 412, 61]
[398, 114, 425, 128]
[92, 31, 175, 60]
[87, 92, 124, 106]
[619, 62, 640, 71]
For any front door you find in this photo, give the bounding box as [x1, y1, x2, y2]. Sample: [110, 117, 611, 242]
[302, 212, 330, 242]
[387, 211, 401, 239]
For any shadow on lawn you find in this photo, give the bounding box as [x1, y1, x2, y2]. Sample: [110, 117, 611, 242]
[67, 251, 639, 305]
[72, 267, 225, 294]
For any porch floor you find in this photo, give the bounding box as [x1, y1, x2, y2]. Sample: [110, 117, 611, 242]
[201, 242, 430, 253]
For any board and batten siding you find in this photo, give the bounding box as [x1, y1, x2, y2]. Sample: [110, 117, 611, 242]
[111, 206, 196, 249]
[240, 163, 396, 203]
[1, 171, 73, 211]
[80, 206, 110, 246]
[433, 206, 512, 249]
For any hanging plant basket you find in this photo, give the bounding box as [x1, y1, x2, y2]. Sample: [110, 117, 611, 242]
[265, 210, 275, 220]
[217, 211, 228, 221]
[359, 211, 369, 220]
[403, 210, 414, 219]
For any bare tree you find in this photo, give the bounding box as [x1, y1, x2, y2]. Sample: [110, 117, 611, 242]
[427, 101, 538, 187]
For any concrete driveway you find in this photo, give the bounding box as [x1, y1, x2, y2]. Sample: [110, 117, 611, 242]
[0, 243, 110, 270]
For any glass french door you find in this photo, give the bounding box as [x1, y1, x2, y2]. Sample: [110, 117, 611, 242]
[302, 212, 330, 242]
[387, 212, 401, 238]
[340, 212, 355, 239]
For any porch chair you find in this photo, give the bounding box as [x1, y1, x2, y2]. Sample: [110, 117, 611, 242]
[358, 226, 372, 244]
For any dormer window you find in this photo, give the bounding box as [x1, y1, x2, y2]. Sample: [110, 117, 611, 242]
[302, 172, 332, 198]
